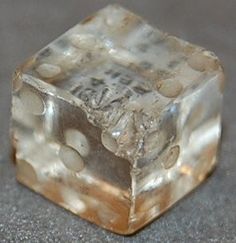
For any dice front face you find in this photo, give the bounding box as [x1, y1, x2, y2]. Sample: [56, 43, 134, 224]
[12, 79, 132, 233]
[11, 5, 224, 234]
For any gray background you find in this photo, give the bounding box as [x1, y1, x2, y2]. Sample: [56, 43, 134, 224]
[0, 0, 235, 242]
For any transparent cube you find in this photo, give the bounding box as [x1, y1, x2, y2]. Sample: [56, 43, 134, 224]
[11, 5, 224, 234]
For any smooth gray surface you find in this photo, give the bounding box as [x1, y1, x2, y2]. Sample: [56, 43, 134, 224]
[0, 1, 235, 242]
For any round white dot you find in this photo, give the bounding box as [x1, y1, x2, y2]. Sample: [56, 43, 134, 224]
[36, 63, 61, 78]
[145, 131, 166, 154]
[70, 34, 98, 49]
[101, 131, 117, 153]
[188, 53, 206, 72]
[65, 129, 90, 157]
[158, 79, 183, 98]
[19, 88, 45, 115]
[163, 145, 180, 169]
[187, 52, 218, 72]
[59, 145, 84, 172]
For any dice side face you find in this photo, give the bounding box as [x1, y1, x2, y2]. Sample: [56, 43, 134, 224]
[12, 76, 132, 234]
[11, 5, 225, 234]
[129, 72, 223, 232]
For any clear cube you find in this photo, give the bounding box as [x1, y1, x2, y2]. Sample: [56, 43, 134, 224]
[11, 5, 224, 234]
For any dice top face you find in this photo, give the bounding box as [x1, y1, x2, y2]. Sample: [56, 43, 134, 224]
[12, 5, 224, 234]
